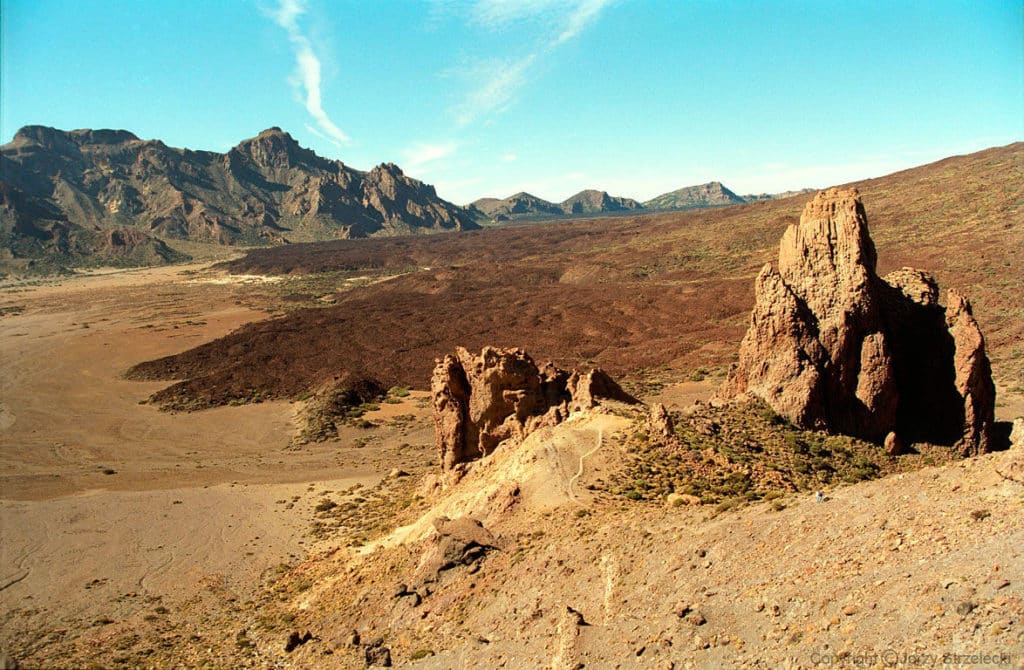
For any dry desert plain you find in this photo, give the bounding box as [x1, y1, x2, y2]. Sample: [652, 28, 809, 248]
[0, 264, 442, 667]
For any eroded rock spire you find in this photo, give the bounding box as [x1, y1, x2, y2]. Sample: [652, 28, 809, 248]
[722, 188, 994, 454]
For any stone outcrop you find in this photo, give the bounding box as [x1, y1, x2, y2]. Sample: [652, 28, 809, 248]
[414, 516, 498, 584]
[431, 346, 636, 470]
[722, 188, 995, 454]
[649, 403, 674, 439]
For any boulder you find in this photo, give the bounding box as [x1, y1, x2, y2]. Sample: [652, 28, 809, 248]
[722, 188, 995, 454]
[431, 346, 636, 470]
[884, 431, 907, 457]
[415, 516, 498, 583]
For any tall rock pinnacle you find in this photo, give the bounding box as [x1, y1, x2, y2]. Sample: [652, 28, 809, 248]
[722, 188, 994, 454]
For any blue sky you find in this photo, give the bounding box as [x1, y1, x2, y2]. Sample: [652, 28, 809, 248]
[1, 0, 1021, 204]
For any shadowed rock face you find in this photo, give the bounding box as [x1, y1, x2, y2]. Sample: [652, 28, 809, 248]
[723, 188, 995, 454]
[431, 346, 636, 470]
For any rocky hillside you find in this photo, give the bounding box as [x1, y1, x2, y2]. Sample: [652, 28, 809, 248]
[642, 181, 746, 210]
[0, 126, 479, 272]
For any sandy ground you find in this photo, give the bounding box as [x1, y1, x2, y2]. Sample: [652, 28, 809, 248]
[0, 263, 433, 662]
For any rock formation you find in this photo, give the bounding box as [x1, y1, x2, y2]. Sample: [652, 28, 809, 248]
[648, 403, 674, 439]
[431, 346, 636, 470]
[722, 188, 995, 455]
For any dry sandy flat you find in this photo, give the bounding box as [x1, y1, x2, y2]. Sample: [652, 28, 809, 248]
[0, 263, 433, 663]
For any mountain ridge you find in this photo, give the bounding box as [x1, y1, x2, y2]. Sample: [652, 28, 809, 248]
[471, 181, 810, 223]
[0, 125, 479, 273]
[469, 188, 644, 222]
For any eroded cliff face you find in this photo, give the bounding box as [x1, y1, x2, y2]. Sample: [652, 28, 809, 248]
[722, 188, 994, 454]
[431, 346, 636, 470]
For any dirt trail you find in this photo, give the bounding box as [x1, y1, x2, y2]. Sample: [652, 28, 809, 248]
[568, 427, 603, 501]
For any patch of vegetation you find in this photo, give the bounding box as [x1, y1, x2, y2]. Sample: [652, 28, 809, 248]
[687, 367, 710, 382]
[608, 398, 957, 510]
[309, 473, 430, 545]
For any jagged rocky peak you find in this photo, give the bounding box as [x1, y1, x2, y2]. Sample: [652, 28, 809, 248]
[372, 161, 404, 176]
[778, 187, 878, 314]
[721, 188, 995, 455]
[431, 346, 636, 471]
[231, 127, 312, 169]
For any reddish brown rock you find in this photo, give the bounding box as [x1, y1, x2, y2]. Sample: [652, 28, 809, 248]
[1010, 418, 1024, 450]
[884, 431, 907, 457]
[649, 403, 674, 438]
[566, 369, 637, 413]
[945, 290, 995, 455]
[431, 346, 636, 470]
[723, 188, 995, 454]
[720, 262, 830, 429]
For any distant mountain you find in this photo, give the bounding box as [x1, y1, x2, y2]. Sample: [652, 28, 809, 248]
[469, 192, 563, 222]
[470, 189, 641, 222]
[642, 181, 745, 211]
[0, 126, 478, 273]
[741, 188, 815, 202]
[642, 182, 815, 211]
[559, 189, 642, 215]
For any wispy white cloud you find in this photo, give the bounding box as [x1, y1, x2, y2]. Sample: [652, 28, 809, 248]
[402, 142, 459, 170]
[271, 0, 349, 144]
[469, 0, 613, 39]
[501, 152, 517, 162]
[453, 0, 613, 126]
[556, 0, 612, 45]
[470, 0, 563, 27]
[455, 54, 536, 126]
